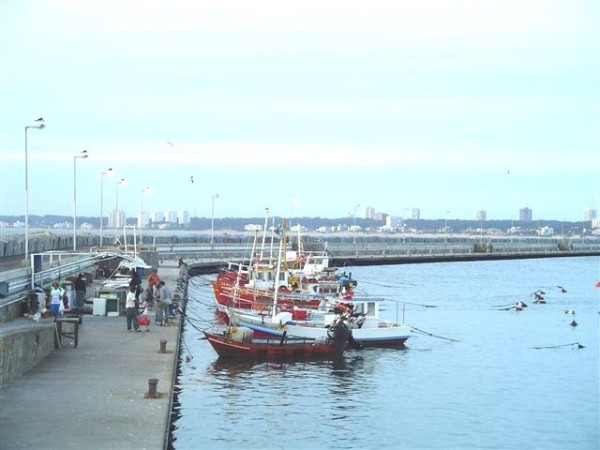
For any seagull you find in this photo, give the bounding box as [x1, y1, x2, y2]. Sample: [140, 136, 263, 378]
[570, 320, 578, 327]
[564, 309, 576, 315]
[166, 140, 174, 147]
[35, 117, 44, 122]
[557, 286, 567, 293]
[515, 301, 527, 311]
[190, 176, 194, 184]
[532, 291, 546, 303]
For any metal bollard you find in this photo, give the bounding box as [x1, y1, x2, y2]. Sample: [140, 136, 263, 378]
[146, 378, 159, 399]
[159, 339, 167, 353]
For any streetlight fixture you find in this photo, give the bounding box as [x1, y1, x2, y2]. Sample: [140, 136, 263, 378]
[73, 150, 89, 251]
[99, 168, 114, 247]
[24, 118, 45, 260]
[211, 193, 219, 245]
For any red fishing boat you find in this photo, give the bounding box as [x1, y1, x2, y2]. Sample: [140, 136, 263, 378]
[203, 321, 350, 360]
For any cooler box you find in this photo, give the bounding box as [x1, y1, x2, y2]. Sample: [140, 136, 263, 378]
[93, 298, 107, 316]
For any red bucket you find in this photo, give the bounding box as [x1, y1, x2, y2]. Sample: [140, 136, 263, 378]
[138, 315, 150, 326]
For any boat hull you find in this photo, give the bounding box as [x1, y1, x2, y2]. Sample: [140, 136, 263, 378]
[203, 331, 346, 360]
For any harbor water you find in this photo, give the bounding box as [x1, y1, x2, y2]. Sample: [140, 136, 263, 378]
[172, 257, 599, 450]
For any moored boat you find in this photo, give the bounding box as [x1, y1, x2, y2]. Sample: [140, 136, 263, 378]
[203, 322, 350, 360]
[228, 296, 411, 348]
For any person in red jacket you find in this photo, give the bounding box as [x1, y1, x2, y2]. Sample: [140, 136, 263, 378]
[145, 269, 160, 310]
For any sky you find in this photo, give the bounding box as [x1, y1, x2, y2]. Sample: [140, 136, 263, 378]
[0, 0, 598, 222]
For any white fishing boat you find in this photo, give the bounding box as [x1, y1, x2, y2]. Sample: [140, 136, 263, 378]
[228, 296, 411, 348]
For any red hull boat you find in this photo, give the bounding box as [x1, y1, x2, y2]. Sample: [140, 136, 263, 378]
[203, 323, 350, 360]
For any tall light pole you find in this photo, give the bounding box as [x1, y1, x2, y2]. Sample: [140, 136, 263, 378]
[24, 118, 45, 260]
[211, 193, 219, 245]
[73, 150, 89, 251]
[353, 203, 360, 243]
[99, 168, 114, 247]
[139, 186, 151, 244]
[114, 178, 126, 242]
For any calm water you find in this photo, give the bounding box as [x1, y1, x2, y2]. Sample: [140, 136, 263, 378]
[172, 257, 599, 450]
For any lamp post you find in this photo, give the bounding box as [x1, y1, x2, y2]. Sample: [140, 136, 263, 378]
[114, 178, 126, 241]
[24, 118, 45, 260]
[353, 204, 360, 243]
[99, 168, 114, 247]
[73, 150, 88, 251]
[139, 186, 151, 244]
[211, 193, 219, 246]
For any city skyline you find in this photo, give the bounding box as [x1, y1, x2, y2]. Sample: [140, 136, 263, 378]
[1, 1, 598, 221]
[0, 205, 596, 224]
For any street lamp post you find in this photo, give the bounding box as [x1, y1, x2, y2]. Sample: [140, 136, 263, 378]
[114, 178, 126, 242]
[353, 204, 360, 243]
[99, 168, 114, 247]
[73, 150, 88, 251]
[139, 186, 151, 244]
[24, 118, 45, 260]
[211, 193, 219, 246]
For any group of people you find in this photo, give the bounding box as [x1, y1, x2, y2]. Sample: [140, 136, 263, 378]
[125, 268, 173, 332]
[45, 273, 88, 318]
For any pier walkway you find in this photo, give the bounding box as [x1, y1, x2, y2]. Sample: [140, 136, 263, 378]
[0, 263, 183, 450]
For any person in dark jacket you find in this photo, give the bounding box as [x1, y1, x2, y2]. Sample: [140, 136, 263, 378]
[129, 269, 142, 302]
[74, 273, 87, 309]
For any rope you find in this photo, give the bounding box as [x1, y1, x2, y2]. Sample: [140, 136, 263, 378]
[380, 297, 437, 308]
[409, 325, 460, 342]
[533, 342, 585, 350]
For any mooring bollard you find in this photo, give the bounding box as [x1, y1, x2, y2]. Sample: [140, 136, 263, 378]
[159, 339, 167, 353]
[146, 378, 159, 399]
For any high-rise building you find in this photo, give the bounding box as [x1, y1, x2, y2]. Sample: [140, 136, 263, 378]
[411, 208, 420, 220]
[519, 207, 532, 222]
[109, 210, 125, 228]
[179, 210, 191, 225]
[138, 211, 149, 228]
[364, 205, 375, 220]
[583, 208, 597, 221]
[152, 211, 165, 223]
[476, 210, 487, 221]
[166, 211, 178, 224]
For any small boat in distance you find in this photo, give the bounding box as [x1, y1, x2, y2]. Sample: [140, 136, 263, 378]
[203, 321, 350, 360]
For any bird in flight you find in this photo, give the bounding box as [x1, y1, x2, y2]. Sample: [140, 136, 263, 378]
[190, 176, 194, 184]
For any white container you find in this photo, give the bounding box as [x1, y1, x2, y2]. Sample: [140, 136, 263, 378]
[93, 298, 107, 316]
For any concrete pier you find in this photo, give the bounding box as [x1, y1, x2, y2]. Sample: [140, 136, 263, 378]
[0, 262, 184, 450]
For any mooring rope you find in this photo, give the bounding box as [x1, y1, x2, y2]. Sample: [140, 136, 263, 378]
[409, 325, 460, 342]
[533, 342, 585, 350]
[381, 297, 438, 308]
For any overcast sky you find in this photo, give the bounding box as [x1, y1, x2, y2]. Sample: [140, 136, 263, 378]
[0, 0, 598, 222]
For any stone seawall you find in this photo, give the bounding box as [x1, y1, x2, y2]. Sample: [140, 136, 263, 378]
[0, 324, 54, 389]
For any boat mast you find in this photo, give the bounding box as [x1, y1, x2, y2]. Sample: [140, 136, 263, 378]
[259, 207, 269, 262]
[271, 219, 285, 321]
